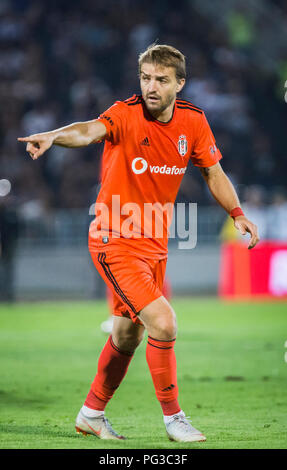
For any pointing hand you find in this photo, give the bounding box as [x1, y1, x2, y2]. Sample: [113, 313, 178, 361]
[17, 133, 54, 160]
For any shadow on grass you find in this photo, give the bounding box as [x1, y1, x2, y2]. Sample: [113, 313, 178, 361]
[0, 390, 54, 407]
[0, 423, 79, 439]
[0, 423, 208, 450]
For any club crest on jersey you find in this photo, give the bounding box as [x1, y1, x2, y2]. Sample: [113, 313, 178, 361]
[209, 144, 217, 155]
[178, 135, 188, 157]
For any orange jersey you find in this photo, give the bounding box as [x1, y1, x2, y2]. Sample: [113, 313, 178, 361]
[89, 95, 222, 258]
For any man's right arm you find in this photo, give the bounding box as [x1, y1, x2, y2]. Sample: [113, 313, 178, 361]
[17, 120, 107, 160]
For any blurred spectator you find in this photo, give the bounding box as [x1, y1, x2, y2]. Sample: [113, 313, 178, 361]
[250, 131, 276, 188]
[226, 5, 255, 52]
[267, 188, 287, 241]
[21, 101, 58, 136]
[241, 185, 268, 240]
[0, 198, 19, 301]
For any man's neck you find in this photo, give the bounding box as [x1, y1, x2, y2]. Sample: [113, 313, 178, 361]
[149, 97, 176, 123]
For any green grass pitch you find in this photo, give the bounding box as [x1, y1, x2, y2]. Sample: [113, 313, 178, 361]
[0, 298, 286, 449]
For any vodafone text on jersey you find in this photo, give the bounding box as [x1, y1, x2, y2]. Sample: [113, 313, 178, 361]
[131, 157, 187, 176]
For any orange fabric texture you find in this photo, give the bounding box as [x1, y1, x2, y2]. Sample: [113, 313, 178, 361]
[85, 336, 134, 410]
[89, 95, 222, 258]
[106, 275, 171, 316]
[146, 336, 180, 414]
[90, 250, 167, 324]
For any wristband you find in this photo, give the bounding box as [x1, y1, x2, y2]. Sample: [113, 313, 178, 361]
[230, 207, 244, 219]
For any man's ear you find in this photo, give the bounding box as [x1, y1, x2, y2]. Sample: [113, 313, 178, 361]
[176, 78, 185, 93]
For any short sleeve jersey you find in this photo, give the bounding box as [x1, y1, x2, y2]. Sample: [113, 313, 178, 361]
[89, 95, 222, 258]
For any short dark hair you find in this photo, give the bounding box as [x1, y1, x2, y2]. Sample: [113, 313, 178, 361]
[138, 44, 186, 82]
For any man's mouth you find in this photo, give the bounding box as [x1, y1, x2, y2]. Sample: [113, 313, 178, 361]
[147, 95, 160, 103]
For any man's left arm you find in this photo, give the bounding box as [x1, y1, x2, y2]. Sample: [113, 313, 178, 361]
[200, 162, 260, 249]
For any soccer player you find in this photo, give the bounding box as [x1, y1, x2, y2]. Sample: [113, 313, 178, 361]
[18, 44, 259, 442]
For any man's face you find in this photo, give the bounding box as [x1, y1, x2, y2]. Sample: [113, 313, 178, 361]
[140, 62, 185, 117]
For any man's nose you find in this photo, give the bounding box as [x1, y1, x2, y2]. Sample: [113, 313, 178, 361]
[147, 79, 158, 93]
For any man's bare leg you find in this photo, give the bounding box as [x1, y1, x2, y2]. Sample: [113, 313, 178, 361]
[112, 315, 145, 352]
[139, 295, 177, 340]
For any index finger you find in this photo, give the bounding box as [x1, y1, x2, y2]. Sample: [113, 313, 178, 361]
[18, 135, 42, 143]
[18, 137, 32, 142]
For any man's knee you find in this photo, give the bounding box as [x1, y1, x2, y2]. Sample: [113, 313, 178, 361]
[139, 296, 177, 340]
[112, 316, 145, 352]
[114, 331, 144, 352]
[153, 310, 177, 339]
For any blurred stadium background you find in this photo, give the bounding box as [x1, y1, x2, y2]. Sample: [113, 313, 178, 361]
[0, 0, 287, 302]
[1, 0, 287, 452]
